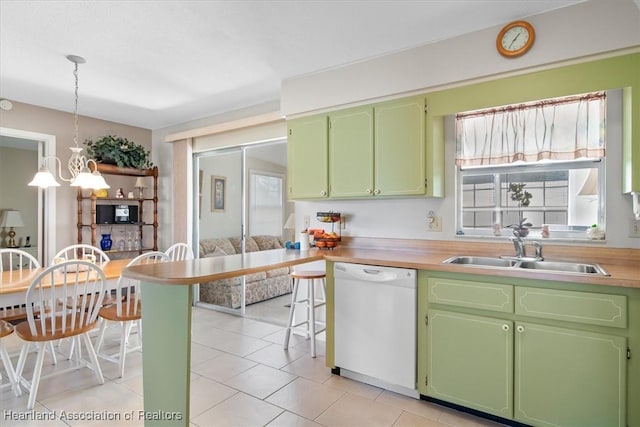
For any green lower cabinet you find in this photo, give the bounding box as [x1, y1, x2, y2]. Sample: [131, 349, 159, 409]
[514, 321, 627, 427]
[427, 309, 513, 419]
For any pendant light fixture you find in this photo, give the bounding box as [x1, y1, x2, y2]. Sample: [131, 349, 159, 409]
[28, 55, 109, 190]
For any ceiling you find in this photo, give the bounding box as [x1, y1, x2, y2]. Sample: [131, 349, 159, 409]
[0, 1, 590, 131]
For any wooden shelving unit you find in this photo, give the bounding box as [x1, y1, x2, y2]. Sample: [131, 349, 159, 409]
[77, 164, 158, 256]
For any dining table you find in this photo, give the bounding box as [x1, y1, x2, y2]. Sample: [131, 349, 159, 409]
[0, 258, 132, 309]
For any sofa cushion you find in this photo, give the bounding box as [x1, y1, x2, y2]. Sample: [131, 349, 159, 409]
[199, 238, 237, 257]
[266, 267, 290, 278]
[203, 247, 228, 258]
[245, 271, 268, 282]
[228, 237, 260, 253]
[252, 235, 284, 250]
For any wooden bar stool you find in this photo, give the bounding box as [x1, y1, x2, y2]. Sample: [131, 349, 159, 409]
[283, 270, 326, 358]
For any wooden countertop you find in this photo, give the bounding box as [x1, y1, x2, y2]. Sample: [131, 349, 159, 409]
[0, 258, 132, 295]
[123, 239, 639, 290]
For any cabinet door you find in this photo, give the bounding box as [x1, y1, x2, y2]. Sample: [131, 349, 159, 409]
[287, 115, 328, 199]
[428, 309, 513, 419]
[329, 106, 374, 198]
[515, 321, 626, 427]
[374, 97, 426, 196]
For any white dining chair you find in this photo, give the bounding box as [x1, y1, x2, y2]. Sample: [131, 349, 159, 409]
[0, 248, 41, 322]
[165, 242, 194, 261]
[95, 251, 169, 377]
[0, 319, 21, 397]
[52, 244, 110, 264]
[14, 260, 106, 410]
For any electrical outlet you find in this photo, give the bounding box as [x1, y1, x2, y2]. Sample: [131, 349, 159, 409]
[303, 215, 310, 229]
[630, 219, 640, 238]
[428, 216, 442, 232]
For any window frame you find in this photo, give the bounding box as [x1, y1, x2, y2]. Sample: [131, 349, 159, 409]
[456, 150, 606, 240]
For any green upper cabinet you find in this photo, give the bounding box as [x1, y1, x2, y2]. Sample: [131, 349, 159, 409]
[287, 114, 329, 199]
[328, 106, 374, 198]
[374, 96, 426, 197]
[328, 96, 429, 198]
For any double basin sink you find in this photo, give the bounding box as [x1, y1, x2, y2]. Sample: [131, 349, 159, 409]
[443, 256, 610, 276]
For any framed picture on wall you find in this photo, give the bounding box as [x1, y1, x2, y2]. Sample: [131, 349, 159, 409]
[211, 175, 226, 212]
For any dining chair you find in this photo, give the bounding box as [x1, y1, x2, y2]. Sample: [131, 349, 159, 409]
[0, 248, 41, 322]
[165, 242, 194, 261]
[0, 319, 21, 397]
[14, 259, 106, 410]
[52, 244, 110, 263]
[95, 251, 169, 377]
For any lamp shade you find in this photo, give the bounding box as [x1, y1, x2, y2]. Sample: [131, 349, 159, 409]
[135, 177, 147, 188]
[283, 213, 296, 229]
[0, 210, 24, 228]
[28, 166, 61, 187]
[578, 168, 598, 196]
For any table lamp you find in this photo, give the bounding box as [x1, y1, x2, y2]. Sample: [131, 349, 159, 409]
[0, 209, 24, 248]
[135, 177, 147, 199]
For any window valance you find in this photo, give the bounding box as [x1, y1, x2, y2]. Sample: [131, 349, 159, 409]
[455, 92, 606, 167]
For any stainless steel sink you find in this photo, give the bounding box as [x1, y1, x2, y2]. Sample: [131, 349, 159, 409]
[518, 260, 610, 275]
[442, 256, 519, 268]
[442, 256, 610, 276]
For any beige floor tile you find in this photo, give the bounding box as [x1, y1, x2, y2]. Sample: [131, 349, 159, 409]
[190, 341, 224, 365]
[224, 363, 297, 399]
[393, 411, 449, 427]
[263, 327, 310, 347]
[245, 342, 307, 369]
[192, 392, 283, 427]
[376, 390, 443, 421]
[189, 375, 237, 417]
[191, 352, 257, 382]
[266, 410, 324, 427]
[323, 375, 383, 400]
[316, 392, 402, 427]
[213, 316, 285, 339]
[192, 326, 271, 357]
[281, 355, 332, 383]
[265, 377, 344, 420]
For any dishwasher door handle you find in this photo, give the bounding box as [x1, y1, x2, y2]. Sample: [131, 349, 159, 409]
[336, 265, 399, 282]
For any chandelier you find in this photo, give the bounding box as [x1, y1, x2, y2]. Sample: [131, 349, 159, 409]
[28, 55, 109, 190]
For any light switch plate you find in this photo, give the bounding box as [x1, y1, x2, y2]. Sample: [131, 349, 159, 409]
[630, 219, 640, 238]
[428, 216, 442, 232]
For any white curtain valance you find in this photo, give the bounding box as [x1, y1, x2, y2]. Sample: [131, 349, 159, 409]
[455, 92, 606, 167]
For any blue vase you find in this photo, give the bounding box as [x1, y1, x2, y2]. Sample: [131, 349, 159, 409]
[100, 233, 113, 251]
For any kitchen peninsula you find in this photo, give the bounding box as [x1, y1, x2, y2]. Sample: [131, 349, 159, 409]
[124, 239, 639, 426]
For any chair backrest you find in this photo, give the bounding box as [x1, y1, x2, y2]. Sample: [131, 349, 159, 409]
[116, 251, 169, 318]
[52, 244, 110, 264]
[0, 248, 40, 272]
[25, 260, 106, 340]
[165, 243, 194, 261]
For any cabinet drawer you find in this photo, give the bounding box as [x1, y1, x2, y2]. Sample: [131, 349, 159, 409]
[428, 278, 513, 313]
[515, 287, 627, 328]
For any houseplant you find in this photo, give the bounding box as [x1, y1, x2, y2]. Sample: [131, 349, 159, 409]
[508, 182, 533, 237]
[84, 135, 153, 169]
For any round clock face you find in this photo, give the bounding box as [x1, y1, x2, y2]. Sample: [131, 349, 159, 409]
[497, 21, 535, 57]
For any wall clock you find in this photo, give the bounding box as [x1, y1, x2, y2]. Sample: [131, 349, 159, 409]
[496, 20, 535, 58]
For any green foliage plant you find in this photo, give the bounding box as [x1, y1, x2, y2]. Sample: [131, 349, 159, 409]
[508, 182, 533, 230]
[84, 135, 153, 169]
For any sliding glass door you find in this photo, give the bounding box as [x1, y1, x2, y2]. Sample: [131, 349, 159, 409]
[193, 139, 291, 323]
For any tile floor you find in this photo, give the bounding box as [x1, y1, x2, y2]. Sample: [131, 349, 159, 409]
[1, 307, 506, 426]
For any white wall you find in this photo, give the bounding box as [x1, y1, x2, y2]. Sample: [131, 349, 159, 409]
[153, 0, 640, 251]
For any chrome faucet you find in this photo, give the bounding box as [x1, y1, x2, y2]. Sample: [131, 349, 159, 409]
[510, 230, 526, 258]
[532, 241, 544, 261]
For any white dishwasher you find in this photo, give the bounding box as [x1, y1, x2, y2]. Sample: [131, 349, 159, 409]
[334, 262, 418, 398]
